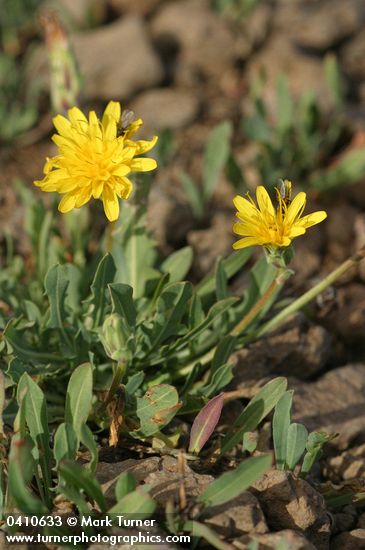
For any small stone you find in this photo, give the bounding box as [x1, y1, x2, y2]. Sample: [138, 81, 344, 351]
[232, 316, 333, 383]
[287, 0, 365, 51]
[187, 212, 235, 278]
[251, 469, 331, 549]
[236, 529, 316, 550]
[245, 34, 333, 115]
[332, 529, 365, 550]
[131, 88, 200, 133]
[73, 17, 163, 100]
[291, 364, 365, 450]
[322, 284, 365, 346]
[151, 0, 236, 77]
[109, 0, 162, 17]
[328, 443, 365, 481]
[201, 492, 268, 537]
[342, 29, 365, 81]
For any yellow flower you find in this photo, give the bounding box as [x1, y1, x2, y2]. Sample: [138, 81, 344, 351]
[233, 183, 327, 250]
[34, 101, 158, 221]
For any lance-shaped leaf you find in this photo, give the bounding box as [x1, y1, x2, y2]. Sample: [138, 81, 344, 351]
[109, 490, 156, 518]
[161, 246, 193, 283]
[44, 264, 71, 346]
[221, 377, 287, 455]
[285, 423, 308, 471]
[4, 320, 66, 364]
[85, 254, 116, 327]
[53, 422, 78, 467]
[273, 390, 293, 470]
[199, 454, 272, 507]
[189, 393, 224, 454]
[8, 435, 47, 515]
[59, 461, 107, 512]
[109, 283, 136, 327]
[136, 384, 182, 437]
[65, 363, 93, 439]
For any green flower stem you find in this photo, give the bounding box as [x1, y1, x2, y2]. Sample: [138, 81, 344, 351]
[103, 361, 127, 407]
[254, 246, 365, 339]
[106, 221, 116, 253]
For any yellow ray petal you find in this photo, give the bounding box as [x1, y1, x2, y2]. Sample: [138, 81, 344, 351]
[233, 237, 262, 250]
[297, 211, 327, 228]
[233, 195, 258, 218]
[286, 192, 306, 224]
[130, 158, 157, 172]
[256, 186, 275, 217]
[102, 186, 119, 221]
[58, 191, 78, 213]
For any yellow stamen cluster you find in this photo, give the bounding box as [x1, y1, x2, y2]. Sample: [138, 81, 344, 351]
[233, 184, 327, 250]
[34, 101, 158, 221]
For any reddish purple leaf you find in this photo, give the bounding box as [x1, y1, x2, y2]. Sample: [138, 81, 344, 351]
[189, 393, 225, 454]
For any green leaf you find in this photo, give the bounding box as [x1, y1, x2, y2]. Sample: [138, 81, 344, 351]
[285, 423, 308, 471]
[8, 435, 47, 515]
[65, 363, 93, 439]
[4, 320, 67, 364]
[59, 461, 107, 512]
[203, 121, 232, 200]
[109, 283, 136, 327]
[0, 371, 5, 436]
[109, 490, 156, 518]
[115, 472, 137, 500]
[273, 391, 293, 470]
[215, 258, 228, 301]
[180, 172, 204, 219]
[53, 423, 78, 467]
[44, 264, 72, 348]
[196, 249, 252, 299]
[149, 282, 193, 349]
[199, 454, 272, 506]
[201, 363, 234, 397]
[161, 247, 193, 283]
[136, 384, 181, 437]
[85, 254, 116, 327]
[183, 520, 233, 550]
[80, 424, 98, 473]
[17, 373, 52, 506]
[324, 53, 344, 109]
[221, 377, 287, 455]
[276, 74, 293, 135]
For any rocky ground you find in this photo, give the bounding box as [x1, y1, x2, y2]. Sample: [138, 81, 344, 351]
[3, 0, 365, 548]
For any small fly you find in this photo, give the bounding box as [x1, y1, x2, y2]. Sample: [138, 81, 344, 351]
[117, 109, 135, 137]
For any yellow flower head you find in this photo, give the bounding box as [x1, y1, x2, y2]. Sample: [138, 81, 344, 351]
[34, 101, 158, 221]
[233, 182, 327, 250]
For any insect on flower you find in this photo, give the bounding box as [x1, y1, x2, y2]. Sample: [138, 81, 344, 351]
[34, 101, 158, 222]
[232, 182, 327, 251]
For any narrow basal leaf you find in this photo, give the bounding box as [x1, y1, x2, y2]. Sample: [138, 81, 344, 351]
[59, 461, 107, 512]
[273, 390, 293, 470]
[161, 246, 193, 283]
[86, 254, 116, 327]
[65, 363, 93, 439]
[203, 121, 232, 200]
[115, 472, 137, 501]
[80, 424, 98, 473]
[53, 423, 78, 467]
[109, 490, 156, 518]
[44, 264, 70, 345]
[109, 283, 136, 327]
[221, 377, 287, 455]
[189, 393, 224, 453]
[199, 454, 272, 506]
[285, 423, 308, 471]
[183, 520, 233, 550]
[8, 436, 47, 514]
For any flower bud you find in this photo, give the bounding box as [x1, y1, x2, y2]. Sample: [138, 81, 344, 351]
[101, 314, 130, 362]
